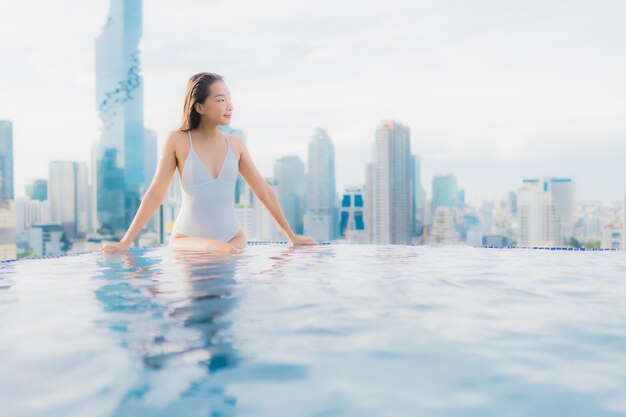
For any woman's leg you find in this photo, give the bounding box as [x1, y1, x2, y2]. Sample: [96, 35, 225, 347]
[168, 233, 240, 254]
[227, 228, 247, 250]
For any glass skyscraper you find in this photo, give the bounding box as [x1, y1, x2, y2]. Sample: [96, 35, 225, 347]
[304, 128, 338, 241]
[522, 177, 574, 242]
[411, 154, 424, 236]
[0, 120, 14, 203]
[366, 120, 412, 244]
[95, 0, 146, 235]
[274, 156, 306, 235]
[431, 173, 458, 213]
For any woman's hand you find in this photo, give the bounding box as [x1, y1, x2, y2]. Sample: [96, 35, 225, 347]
[289, 235, 318, 245]
[101, 241, 131, 252]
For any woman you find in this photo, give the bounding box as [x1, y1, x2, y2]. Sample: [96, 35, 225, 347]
[102, 72, 317, 254]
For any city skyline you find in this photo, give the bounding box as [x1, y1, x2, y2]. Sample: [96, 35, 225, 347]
[1, 0, 625, 202]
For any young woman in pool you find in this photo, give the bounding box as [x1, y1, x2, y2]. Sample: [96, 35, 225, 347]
[102, 72, 317, 254]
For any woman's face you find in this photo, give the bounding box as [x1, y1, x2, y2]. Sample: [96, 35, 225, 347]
[197, 80, 233, 125]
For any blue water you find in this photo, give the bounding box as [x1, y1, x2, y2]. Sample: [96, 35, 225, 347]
[1, 243, 626, 417]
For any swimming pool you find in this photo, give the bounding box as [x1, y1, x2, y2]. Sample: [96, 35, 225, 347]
[1, 243, 625, 417]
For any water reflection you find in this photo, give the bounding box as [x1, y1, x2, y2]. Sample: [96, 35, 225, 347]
[96, 246, 242, 415]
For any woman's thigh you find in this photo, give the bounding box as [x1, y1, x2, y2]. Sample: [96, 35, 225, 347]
[168, 233, 239, 254]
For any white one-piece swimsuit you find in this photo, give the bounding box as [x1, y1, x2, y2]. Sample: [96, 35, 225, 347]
[171, 130, 241, 242]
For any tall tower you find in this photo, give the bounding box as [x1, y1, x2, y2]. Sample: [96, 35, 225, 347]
[95, 0, 145, 235]
[431, 174, 458, 216]
[274, 156, 306, 235]
[304, 128, 338, 241]
[49, 161, 90, 239]
[521, 177, 574, 244]
[411, 154, 424, 237]
[0, 120, 14, 203]
[0, 120, 15, 260]
[367, 120, 412, 244]
[517, 179, 562, 247]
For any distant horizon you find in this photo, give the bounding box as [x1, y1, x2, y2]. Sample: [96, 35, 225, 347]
[1, 0, 625, 202]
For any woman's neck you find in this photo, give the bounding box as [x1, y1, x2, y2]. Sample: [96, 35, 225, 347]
[194, 121, 222, 142]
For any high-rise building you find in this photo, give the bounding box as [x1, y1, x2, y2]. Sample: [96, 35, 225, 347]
[429, 206, 458, 244]
[26, 179, 47, 202]
[508, 191, 518, 215]
[517, 179, 562, 247]
[431, 173, 458, 217]
[143, 128, 158, 232]
[601, 223, 623, 249]
[458, 189, 465, 210]
[339, 186, 366, 243]
[15, 196, 51, 252]
[364, 162, 373, 244]
[254, 179, 281, 240]
[49, 161, 90, 239]
[522, 177, 574, 241]
[274, 156, 306, 235]
[411, 154, 425, 237]
[29, 224, 65, 256]
[95, 0, 146, 235]
[304, 128, 338, 242]
[366, 120, 412, 244]
[0, 120, 14, 203]
[0, 200, 16, 260]
[157, 170, 182, 244]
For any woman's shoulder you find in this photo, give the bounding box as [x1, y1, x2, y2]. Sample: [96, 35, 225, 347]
[166, 129, 188, 140]
[162, 130, 189, 159]
[225, 132, 245, 149]
[224, 133, 245, 159]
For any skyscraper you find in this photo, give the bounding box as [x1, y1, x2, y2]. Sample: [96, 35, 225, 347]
[622, 193, 626, 249]
[0, 120, 14, 203]
[274, 156, 306, 235]
[25, 179, 47, 202]
[366, 120, 412, 244]
[95, 0, 146, 235]
[0, 201, 16, 260]
[429, 206, 458, 244]
[304, 128, 338, 241]
[49, 161, 90, 239]
[411, 154, 425, 236]
[431, 173, 458, 216]
[522, 177, 574, 242]
[339, 186, 366, 243]
[517, 179, 562, 247]
[0, 120, 18, 259]
[254, 178, 281, 240]
[143, 128, 158, 231]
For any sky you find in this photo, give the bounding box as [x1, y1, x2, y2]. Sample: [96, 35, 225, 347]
[1, 0, 625, 203]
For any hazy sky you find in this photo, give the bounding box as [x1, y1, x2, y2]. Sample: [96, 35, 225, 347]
[1, 0, 625, 203]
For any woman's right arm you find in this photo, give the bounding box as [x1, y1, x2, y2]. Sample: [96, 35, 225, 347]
[102, 132, 179, 252]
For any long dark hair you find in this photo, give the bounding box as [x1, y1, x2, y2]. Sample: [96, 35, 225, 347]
[179, 72, 224, 132]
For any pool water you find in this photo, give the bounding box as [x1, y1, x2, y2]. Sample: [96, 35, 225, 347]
[1, 244, 626, 417]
